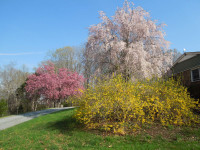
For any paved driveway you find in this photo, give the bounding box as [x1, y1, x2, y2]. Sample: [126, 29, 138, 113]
[0, 107, 73, 130]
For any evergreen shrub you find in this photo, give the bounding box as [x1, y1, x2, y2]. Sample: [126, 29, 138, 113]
[0, 99, 8, 116]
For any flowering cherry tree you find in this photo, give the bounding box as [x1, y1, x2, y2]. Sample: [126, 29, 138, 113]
[85, 0, 173, 80]
[25, 62, 84, 106]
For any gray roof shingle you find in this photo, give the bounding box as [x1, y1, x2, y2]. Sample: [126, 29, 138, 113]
[172, 54, 200, 74]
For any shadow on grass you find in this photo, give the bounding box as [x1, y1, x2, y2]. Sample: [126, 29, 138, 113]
[46, 109, 84, 135]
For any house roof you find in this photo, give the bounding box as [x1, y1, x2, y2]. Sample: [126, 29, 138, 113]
[173, 52, 200, 66]
[172, 52, 200, 74]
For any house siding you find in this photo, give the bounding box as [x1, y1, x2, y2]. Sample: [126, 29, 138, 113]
[176, 70, 191, 86]
[176, 70, 200, 99]
[172, 53, 200, 100]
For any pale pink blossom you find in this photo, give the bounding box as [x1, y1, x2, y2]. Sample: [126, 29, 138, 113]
[85, 0, 173, 79]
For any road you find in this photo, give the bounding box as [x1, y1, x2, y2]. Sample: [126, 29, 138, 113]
[0, 107, 73, 131]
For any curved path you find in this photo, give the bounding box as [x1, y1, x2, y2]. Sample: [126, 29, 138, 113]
[0, 107, 73, 131]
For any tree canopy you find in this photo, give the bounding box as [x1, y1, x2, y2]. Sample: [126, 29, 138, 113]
[85, 1, 173, 80]
[25, 62, 84, 102]
[41, 46, 83, 74]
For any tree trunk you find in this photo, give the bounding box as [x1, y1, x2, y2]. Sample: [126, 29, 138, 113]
[31, 101, 34, 111]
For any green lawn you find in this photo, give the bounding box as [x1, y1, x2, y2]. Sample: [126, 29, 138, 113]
[0, 108, 199, 150]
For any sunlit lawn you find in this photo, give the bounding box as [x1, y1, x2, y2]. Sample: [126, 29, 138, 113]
[0, 108, 199, 150]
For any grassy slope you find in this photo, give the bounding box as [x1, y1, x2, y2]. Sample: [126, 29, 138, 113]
[0, 109, 199, 150]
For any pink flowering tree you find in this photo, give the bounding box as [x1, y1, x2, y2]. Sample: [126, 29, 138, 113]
[25, 62, 84, 108]
[85, 0, 173, 80]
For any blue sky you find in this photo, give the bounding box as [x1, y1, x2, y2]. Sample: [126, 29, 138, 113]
[0, 0, 200, 71]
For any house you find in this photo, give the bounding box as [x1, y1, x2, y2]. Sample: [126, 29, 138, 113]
[171, 52, 200, 99]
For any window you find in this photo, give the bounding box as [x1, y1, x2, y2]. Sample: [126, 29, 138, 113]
[191, 68, 200, 82]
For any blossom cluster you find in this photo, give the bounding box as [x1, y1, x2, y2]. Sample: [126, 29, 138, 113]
[86, 1, 173, 79]
[74, 75, 199, 134]
[25, 62, 84, 101]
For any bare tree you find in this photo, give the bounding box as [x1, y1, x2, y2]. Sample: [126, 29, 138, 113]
[41, 46, 84, 74]
[0, 63, 29, 114]
[170, 49, 182, 63]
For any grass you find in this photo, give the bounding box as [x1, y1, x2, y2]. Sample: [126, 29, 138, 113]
[0, 108, 199, 150]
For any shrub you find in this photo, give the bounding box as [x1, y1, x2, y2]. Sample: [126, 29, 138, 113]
[0, 99, 8, 116]
[74, 75, 199, 134]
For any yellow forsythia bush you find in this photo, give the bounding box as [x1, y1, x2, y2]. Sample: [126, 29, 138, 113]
[74, 75, 199, 133]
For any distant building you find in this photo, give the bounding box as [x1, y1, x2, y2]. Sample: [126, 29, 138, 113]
[171, 52, 200, 99]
